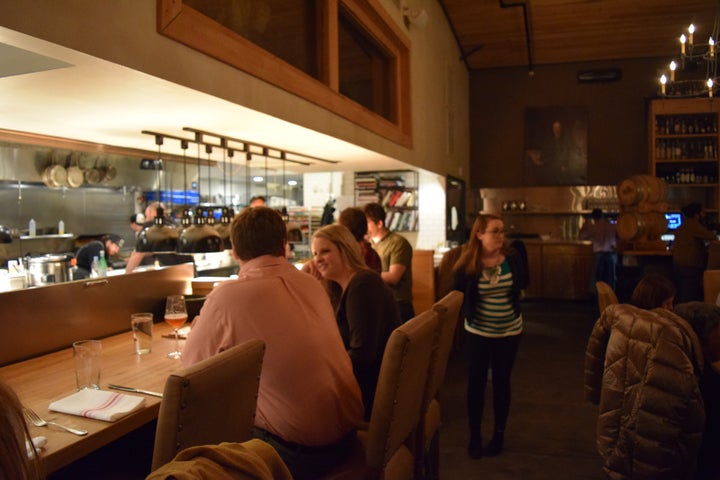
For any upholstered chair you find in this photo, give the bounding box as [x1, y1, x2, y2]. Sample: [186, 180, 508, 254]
[321, 308, 439, 480]
[596, 281, 619, 313]
[151, 339, 265, 471]
[414, 290, 464, 480]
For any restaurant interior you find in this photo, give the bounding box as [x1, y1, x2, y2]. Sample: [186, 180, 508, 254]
[2, 1, 720, 478]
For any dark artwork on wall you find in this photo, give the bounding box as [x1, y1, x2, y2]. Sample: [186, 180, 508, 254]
[524, 106, 588, 186]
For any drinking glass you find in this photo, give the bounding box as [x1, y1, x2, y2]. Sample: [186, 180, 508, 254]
[165, 295, 187, 359]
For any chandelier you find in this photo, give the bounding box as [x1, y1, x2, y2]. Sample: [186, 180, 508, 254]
[659, 22, 719, 98]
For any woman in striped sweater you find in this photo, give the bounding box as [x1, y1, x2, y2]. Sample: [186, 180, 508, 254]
[453, 213, 529, 460]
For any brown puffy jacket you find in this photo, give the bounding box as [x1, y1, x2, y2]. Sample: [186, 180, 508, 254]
[584, 303, 705, 479]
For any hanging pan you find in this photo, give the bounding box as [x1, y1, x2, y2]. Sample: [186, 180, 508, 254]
[65, 153, 84, 188]
[42, 151, 67, 188]
[102, 157, 117, 183]
[84, 157, 103, 185]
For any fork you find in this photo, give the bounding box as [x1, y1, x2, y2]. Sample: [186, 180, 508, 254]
[23, 407, 88, 436]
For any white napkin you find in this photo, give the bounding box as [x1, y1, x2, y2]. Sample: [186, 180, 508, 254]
[49, 389, 145, 422]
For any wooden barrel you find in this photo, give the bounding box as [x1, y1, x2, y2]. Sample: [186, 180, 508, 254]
[616, 211, 667, 241]
[617, 175, 667, 206]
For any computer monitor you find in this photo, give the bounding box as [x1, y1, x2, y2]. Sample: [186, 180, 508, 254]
[665, 212, 682, 231]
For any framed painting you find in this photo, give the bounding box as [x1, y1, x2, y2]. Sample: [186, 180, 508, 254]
[524, 106, 588, 186]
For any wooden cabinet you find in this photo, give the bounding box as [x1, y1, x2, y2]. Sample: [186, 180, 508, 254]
[524, 242, 543, 298]
[355, 170, 418, 232]
[521, 241, 593, 300]
[541, 244, 593, 299]
[649, 98, 720, 227]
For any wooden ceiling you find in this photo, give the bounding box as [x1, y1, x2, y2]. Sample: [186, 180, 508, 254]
[439, 0, 719, 71]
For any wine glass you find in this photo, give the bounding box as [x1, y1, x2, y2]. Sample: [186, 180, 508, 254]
[165, 295, 187, 359]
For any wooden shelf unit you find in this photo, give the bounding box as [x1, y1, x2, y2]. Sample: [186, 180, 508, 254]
[649, 98, 720, 228]
[354, 170, 419, 232]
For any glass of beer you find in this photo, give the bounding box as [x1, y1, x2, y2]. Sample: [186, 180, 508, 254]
[165, 295, 187, 359]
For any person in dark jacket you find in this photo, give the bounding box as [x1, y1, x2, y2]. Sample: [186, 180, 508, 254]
[452, 213, 529, 459]
[674, 302, 720, 480]
[74, 234, 123, 279]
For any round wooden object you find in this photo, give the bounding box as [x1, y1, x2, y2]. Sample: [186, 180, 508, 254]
[617, 175, 667, 206]
[617, 211, 667, 241]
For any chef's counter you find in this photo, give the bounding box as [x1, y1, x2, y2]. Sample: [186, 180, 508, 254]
[0, 263, 194, 366]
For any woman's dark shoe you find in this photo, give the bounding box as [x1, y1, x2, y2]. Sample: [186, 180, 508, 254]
[484, 433, 504, 457]
[467, 438, 483, 459]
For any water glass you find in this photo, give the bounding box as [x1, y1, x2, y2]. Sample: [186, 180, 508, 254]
[73, 340, 102, 390]
[131, 313, 153, 355]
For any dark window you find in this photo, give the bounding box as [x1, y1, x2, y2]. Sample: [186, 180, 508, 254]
[338, 5, 393, 121]
[185, 0, 318, 79]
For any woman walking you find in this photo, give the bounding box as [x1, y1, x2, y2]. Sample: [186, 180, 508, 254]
[453, 214, 529, 459]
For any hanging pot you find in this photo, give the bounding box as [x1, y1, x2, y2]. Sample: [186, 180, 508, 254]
[84, 157, 103, 185]
[103, 158, 117, 183]
[65, 153, 84, 188]
[42, 160, 67, 188]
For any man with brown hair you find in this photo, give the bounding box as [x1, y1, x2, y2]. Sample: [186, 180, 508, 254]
[363, 202, 414, 322]
[183, 207, 363, 480]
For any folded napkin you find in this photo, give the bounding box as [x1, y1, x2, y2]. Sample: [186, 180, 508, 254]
[49, 389, 145, 422]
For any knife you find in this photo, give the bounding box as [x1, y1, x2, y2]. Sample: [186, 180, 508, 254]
[108, 384, 163, 398]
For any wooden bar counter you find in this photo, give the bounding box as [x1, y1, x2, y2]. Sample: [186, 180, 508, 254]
[0, 323, 184, 474]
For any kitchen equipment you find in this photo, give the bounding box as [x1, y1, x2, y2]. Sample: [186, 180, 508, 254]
[84, 157, 103, 185]
[65, 153, 84, 188]
[103, 158, 117, 182]
[26, 254, 73, 286]
[42, 153, 67, 188]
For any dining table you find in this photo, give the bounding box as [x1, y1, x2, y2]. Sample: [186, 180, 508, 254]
[0, 322, 186, 474]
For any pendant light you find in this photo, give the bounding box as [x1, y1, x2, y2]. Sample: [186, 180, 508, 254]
[215, 140, 232, 250]
[176, 206, 223, 253]
[136, 135, 179, 252]
[177, 141, 223, 253]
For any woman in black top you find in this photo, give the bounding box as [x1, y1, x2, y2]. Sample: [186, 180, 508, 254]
[311, 224, 401, 419]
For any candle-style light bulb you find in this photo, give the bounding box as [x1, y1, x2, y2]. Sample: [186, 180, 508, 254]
[660, 74, 667, 95]
[688, 24, 695, 45]
[681, 34, 687, 55]
[670, 60, 677, 81]
[711, 37, 716, 56]
[708, 78, 714, 98]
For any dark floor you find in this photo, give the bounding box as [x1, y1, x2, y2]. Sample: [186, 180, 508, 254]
[438, 299, 606, 480]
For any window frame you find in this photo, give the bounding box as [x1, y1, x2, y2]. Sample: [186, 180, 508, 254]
[157, 0, 411, 147]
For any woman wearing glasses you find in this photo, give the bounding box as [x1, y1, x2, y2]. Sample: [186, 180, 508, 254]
[452, 214, 529, 459]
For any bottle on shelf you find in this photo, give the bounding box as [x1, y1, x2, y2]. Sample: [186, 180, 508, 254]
[98, 251, 108, 277]
[28, 218, 36, 237]
[58, 220, 65, 235]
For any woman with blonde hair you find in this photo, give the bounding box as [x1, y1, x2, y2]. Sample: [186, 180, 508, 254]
[453, 213, 529, 459]
[0, 380, 42, 479]
[311, 224, 401, 419]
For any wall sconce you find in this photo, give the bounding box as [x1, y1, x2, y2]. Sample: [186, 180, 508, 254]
[403, 6, 428, 30]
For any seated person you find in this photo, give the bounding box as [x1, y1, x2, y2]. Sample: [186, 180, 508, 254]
[301, 207, 382, 278]
[584, 303, 704, 479]
[311, 224, 401, 419]
[674, 302, 720, 480]
[182, 207, 363, 480]
[74, 234, 123, 279]
[630, 273, 675, 310]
